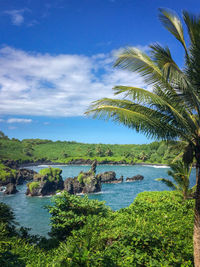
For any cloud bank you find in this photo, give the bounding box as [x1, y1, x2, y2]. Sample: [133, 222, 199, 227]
[0, 46, 146, 117]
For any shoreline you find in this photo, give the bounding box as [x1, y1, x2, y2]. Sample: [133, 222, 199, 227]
[20, 161, 169, 168]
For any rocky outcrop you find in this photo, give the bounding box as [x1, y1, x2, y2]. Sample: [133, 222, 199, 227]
[64, 174, 101, 194]
[64, 160, 101, 194]
[26, 179, 64, 197]
[16, 169, 37, 185]
[0, 162, 37, 189]
[0, 165, 38, 195]
[96, 171, 117, 183]
[67, 159, 93, 165]
[66, 158, 132, 165]
[1, 159, 20, 169]
[64, 178, 83, 194]
[4, 183, 18, 195]
[0, 164, 17, 187]
[91, 159, 97, 173]
[126, 175, 144, 182]
[104, 176, 124, 184]
[26, 167, 64, 196]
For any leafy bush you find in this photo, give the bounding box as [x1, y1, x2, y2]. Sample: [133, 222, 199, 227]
[44, 191, 194, 266]
[39, 167, 62, 182]
[47, 192, 111, 241]
[77, 172, 84, 183]
[28, 182, 40, 193]
[0, 164, 16, 182]
[0, 191, 194, 266]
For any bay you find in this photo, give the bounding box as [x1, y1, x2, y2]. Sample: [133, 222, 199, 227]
[0, 164, 196, 236]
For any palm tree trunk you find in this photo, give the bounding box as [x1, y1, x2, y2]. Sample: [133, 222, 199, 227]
[194, 156, 200, 266]
[196, 163, 199, 185]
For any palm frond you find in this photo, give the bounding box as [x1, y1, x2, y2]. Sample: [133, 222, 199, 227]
[159, 8, 188, 56]
[155, 178, 177, 190]
[183, 11, 200, 97]
[86, 104, 180, 139]
[183, 11, 200, 46]
[113, 86, 194, 135]
[114, 47, 163, 85]
[150, 43, 181, 81]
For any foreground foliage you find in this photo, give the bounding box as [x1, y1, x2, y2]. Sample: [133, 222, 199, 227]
[47, 192, 110, 241]
[0, 191, 194, 266]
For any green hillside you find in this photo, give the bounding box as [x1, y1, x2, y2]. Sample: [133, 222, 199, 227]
[0, 134, 180, 164]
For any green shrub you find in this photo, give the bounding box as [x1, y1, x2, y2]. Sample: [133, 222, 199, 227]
[42, 191, 193, 266]
[0, 191, 194, 266]
[39, 167, 62, 182]
[47, 192, 111, 241]
[77, 172, 84, 183]
[0, 164, 16, 182]
[28, 182, 40, 193]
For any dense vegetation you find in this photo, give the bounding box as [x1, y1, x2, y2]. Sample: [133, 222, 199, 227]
[0, 134, 180, 164]
[0, 191, 194, 266]
[0, 164, 16, 182]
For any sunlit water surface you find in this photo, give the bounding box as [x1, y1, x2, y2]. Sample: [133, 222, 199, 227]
[0, 164, 196, 236]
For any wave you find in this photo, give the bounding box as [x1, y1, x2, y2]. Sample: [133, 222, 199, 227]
[142, 165, 170, 168]
[0, 186, 6, 192]
[37, 165, 50, 168]
[76, 191, 114, 196]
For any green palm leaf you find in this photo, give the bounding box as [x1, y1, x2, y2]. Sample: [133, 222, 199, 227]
[159, 8, 188, 55]
[114, 47, 163, 85]
[155, 178, 177, 190]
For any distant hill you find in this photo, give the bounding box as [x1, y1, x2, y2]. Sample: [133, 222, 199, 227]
[0, 134, 181, 164]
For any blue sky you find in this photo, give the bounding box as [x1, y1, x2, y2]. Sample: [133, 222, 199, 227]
[0, 0, 199, 144]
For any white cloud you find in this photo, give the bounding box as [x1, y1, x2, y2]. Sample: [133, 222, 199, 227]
[4, 9, 27, 26]
[0, 46, 147, 117]
[8, 126, 17, 130]
[7, 118, 32, 124]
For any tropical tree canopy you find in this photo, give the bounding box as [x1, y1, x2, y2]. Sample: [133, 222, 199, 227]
[156, 161, 195, 199]
[86, 9, 200, 165]
[86, 9, 200, 266]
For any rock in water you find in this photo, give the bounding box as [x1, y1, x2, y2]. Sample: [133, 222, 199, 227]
[4, 183, 18, 195]
[91, 159, 97, 173]
[64, 160, 101, 194]
[96, 171, 117, 183]
[126, 175, 144, 182]
[0, 164, 16, 186]
[26, 167, 64, 196]
[64, 177, 83, 194]
[16, 169, 37, 185]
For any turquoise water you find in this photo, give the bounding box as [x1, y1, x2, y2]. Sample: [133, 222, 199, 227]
[0, 164, 196, 236]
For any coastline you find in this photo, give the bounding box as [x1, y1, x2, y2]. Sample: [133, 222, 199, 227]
[20, 160, 169, 168]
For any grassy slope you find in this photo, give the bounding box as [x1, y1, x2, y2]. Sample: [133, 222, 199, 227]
[0, 138, 179, 164]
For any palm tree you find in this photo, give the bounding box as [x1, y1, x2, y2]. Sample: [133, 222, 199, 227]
[86, 9, 200, 265]
[156, 161, 195, 200]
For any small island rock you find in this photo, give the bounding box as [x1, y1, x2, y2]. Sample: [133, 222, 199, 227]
[26, 167, 64, 196]
[4, 183, 18, 195]
[96, 171, 117, 183]
[64, 160, 101, 194]
[126, 175, 144, 182]
[16, 168, 37, 185]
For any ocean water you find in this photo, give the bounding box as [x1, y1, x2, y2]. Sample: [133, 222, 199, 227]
[0, 164, 196, 236]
